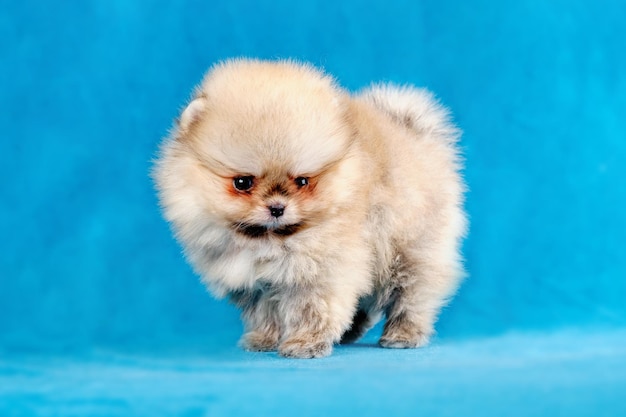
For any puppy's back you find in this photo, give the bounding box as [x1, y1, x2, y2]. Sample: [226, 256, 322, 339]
[358, 84, 460, 145]
[354, 83, 466, 253]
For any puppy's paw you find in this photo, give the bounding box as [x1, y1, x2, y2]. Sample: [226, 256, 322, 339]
[379, 320, 431, 349]
[278, 337, 332, 359]
[379, 333, 429, 349]
[240, 331, 279, 352]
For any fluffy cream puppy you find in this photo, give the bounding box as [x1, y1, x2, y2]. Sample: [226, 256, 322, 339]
[153, 59, 466, 358]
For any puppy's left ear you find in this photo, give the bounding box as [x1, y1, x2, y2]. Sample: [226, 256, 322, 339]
[178, 96, 207, 133]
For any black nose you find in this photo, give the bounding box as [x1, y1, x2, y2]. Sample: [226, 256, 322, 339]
[268, 204, 285, 218]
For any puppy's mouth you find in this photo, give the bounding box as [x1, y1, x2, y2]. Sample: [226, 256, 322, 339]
[233, 222, 304, 238]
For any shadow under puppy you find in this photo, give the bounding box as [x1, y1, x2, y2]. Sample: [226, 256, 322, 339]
[153, 59, 467, 358]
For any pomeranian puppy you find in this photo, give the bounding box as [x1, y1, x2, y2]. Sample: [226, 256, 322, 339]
[153, 59, 467, 358]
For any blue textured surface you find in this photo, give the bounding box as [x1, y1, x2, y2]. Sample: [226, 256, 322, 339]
[1, 0, 625, 415]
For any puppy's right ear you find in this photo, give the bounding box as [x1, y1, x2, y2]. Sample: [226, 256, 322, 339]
[178, 97, 207, 133]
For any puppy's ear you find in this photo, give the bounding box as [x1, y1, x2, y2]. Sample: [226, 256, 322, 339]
[178, 97, 207, 132]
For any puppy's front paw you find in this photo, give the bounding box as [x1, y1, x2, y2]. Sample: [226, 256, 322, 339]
[379, 320, 431, 349]
[278, 337, 332, 359]
[240, 331, 279, 352]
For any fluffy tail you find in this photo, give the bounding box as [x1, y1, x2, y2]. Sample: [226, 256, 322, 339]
[358, 84, 460, 144]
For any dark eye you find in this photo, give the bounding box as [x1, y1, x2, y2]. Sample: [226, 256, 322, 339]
[295, 177, 309, 188]
[233, 176, 254, 191]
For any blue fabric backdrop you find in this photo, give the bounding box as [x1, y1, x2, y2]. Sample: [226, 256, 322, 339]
[1, 0, 625, 416]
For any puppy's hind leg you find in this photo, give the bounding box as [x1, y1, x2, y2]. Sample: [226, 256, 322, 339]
[379, 250, 463, 349]
[340, 309, 371, 344]
[339, 299, 382, 344]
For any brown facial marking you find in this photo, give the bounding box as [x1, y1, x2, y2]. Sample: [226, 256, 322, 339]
[272, 222, 304, 236]
[266, 183, 289, 198]
[232, 222, 305, 239]
[234, 223, 268, 238]
[289, 175, 318, 199]
[227, 185, 252, 198]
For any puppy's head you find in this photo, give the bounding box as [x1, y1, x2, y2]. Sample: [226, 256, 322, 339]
[156, 60, 360, 241]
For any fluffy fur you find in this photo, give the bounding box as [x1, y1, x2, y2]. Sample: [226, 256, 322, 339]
[153, 59, 467, 358]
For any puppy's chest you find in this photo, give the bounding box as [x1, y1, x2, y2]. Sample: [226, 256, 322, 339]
[214, 243, 296, 289]
[251, 246, 321, 285]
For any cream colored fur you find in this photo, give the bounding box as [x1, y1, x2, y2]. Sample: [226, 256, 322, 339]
[153, 59, 467, 358]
